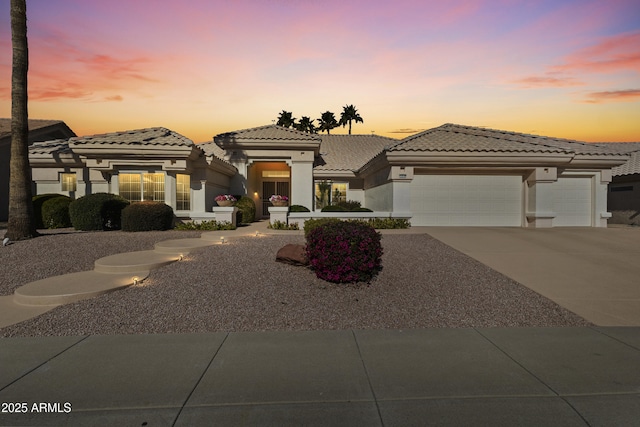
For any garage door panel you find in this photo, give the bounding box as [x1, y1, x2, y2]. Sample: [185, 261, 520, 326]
[553, 177, 592, 226]
[411, 175, 522, 226]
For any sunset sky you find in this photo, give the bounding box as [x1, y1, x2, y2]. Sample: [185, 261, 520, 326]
[1, 0, 639, 142]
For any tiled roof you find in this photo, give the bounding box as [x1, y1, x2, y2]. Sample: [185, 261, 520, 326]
[197, 141, 228, 159]
[389, 123, 620, 156]
[315, 134, 397, 171]
[611, 151, 640, 176]
[29, 139, 73, 155]
[594, 142, 640, 154]
[0, 118, 69, 139]
[595, 143, 640, 176]
[214, 124, 321, 144]
[69, 127, 193, 147]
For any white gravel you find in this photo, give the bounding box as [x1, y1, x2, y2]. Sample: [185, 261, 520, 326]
[0, 229, 590, 337]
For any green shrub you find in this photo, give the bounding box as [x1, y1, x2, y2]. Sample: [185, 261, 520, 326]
[303, 218, 342, 239]
[32, 193, 66, 228]
[306, 220, 382, 283]
[289, 204, 310, 213]
[336, 200, 362, 211]
[365, 218, 410, 229]
[175, 220, 236, 230]
[121, 201, 174, 232]
[69, 193, 130, 231]
[235, 196, 256, 223]
[41, 196, 72, 229]
[321, 205, 347, 212]
[268, 220, 299, 230]
[353, 207, 373, 212]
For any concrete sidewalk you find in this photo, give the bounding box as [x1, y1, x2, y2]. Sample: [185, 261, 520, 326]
[1, 327, 639, 426]
[425, 227, 640, 327]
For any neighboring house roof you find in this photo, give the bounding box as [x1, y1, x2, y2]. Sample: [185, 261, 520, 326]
[0, 118, 76, 144]
[214, 124, 322, 144]
[389, 123, 618, 155]
[315, 134, 397, 171]
[596, 142, 640, 176]
[68, 127, 193, 147]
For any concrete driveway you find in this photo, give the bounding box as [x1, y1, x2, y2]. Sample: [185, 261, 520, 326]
[424, 226, 640, 326]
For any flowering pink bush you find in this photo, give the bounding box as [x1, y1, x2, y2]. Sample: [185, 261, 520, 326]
[269, 195, 289, 203]
[215, 194, 237, 202]
[305, 220, 382, 283]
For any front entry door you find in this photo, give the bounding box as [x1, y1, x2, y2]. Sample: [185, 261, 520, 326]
[262, 181, 290, 218]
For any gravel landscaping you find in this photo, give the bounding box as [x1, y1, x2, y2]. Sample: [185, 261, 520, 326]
[0, 229, 590, 337]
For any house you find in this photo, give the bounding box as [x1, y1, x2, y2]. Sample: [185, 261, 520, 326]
[27, 123, 629, 228]
[595, 142, 640, 225]
[0, 119, 76, 221]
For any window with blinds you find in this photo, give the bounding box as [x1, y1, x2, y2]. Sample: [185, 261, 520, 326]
[176, 174, 190, 210]
[119, 173, 165, 202]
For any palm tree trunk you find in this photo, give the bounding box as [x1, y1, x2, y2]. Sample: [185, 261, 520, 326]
[5, 0, 38, 240]
[348, 120, 352, 135]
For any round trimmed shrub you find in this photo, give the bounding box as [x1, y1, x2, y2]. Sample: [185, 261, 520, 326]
[122, 201, 174, 231]
[321, 205, 347, 212]
[336, 200, 362, 211]
[32, 193, 66, 228]
[41, 196, 72, 228]
[235, 196, 256, 223]
[69, 193, 130, 231]
[289, 204, 310, 213]
[306, 220, 383, 283]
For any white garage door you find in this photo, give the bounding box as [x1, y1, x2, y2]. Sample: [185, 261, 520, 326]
[553, 177, 592, 226]
[410, 175, 523, 226]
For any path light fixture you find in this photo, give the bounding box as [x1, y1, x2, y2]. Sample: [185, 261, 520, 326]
[220, 236, 226, 244]
[255, 231, 259, 236]
[2, 238, 8, 247]
[179, 254, 184, 261]
[132, 276, 139, 285]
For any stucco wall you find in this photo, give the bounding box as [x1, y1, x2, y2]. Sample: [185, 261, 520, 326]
[365, 182, 393, 211]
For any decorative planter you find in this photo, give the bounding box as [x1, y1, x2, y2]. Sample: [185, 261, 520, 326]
[271, 201, 288, 207]
[217, 200, 235, 207]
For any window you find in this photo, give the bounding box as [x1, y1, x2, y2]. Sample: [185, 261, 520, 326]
[61, 173, 76, 191]
[314, 181, 347, 209]
[262, 170, 290, 178]
[611, 186, 633, 192]
[119, 173, 165, 202]
[176, 174, 190, 210]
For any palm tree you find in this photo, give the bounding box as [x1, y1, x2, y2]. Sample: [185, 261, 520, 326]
[276, 110, 296, 128]
[339, 104, 363, 135]
[295, 116, 316, 133]
[317, 111, 338, 135]
[5, 0, 37, 241]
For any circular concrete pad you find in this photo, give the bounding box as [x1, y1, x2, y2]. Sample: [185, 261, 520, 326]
[94, 250, 179, 273]
[14, 270, 150, 306]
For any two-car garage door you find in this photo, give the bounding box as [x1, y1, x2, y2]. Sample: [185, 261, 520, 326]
[410, 175, 523, 226]
[410, 174, 594, 226]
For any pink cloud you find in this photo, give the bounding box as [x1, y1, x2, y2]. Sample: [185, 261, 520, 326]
[513, 74, 584, 88]
[582, 89, 640, 104]
[552, 31, 640, 74]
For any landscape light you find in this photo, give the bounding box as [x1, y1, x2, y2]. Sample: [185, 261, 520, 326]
[220, 236, 225, 244]
[132, 276, 139, 285]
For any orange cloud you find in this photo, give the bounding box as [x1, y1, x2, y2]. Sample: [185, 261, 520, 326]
[104, 95, 124, 102]
[582, 89, 640, 104]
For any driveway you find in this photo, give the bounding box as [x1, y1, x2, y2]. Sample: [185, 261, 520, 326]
[424, 226, 640, 326]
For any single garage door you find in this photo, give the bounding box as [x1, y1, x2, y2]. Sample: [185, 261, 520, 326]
[553, 177, 592, 226]
[410, 175, 523, 226]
